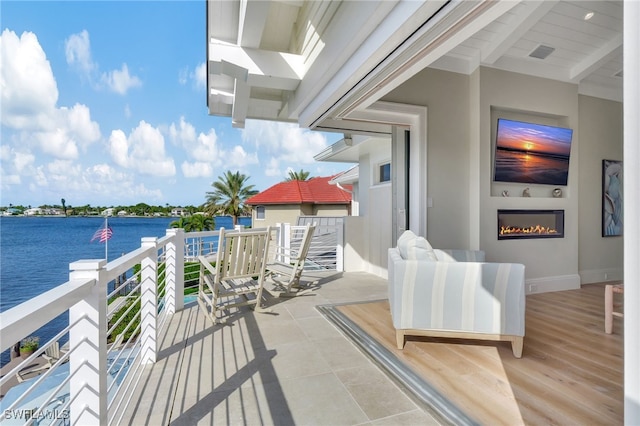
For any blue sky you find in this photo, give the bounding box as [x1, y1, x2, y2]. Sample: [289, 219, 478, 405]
[0, 1, 347, 208]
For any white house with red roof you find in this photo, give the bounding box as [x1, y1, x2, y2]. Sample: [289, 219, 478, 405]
[245, 175, 352, 229]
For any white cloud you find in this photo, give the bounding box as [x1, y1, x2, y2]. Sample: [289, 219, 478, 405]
[1, 29, 101, 160]
[240, 121, 328, 178]
[228, 145, 258, 168]
[0, 145, 11, 162]
[108, 129, 130, 168]
[101, 63, 142, 95]
[65, 30, 141, 95]
[0, 29, 58, 130]
[181, 161, 212, 178]
[108, 121, 176, 177]
[264, 157, 281, 177]
[1, 174, 21, 186]
[178, 67, 188, 85]
[64, 30, 96, 75]
[170, 117, 258, 176]
[64, 103, 101, 144]
[178, 63, 206, 89]
[27, 161, 164, 203]
[14, 151, 35, 172]
[193, 62, 206, 89]
[0, 146, 33, 189]
[169, 116, 197, 146]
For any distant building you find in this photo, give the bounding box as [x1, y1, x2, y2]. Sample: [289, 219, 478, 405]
[24, 208, 43, 216]
[245, 175, 352, 229]
[171, 208, 188, 217]
[3, 208, 23, 216]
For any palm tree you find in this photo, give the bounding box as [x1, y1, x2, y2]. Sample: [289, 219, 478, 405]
[170, 216, 192, 231]
[189, 214, 215, 232]
[286, 169, 311, 181]
[205, 171, 258, 225]
[61, 198, 67, 217]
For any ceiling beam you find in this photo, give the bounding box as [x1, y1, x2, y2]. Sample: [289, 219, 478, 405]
[238, 0, 270, 48]
[209, 40, 303, 90]
[231, 79, 250, 128]
[570, 33, 623, 82]
[482, 0, 556, 64]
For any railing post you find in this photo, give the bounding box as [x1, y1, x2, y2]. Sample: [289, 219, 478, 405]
[69, 259, 108, 426]
[283, 222, 291, 264]
[140, 237, 157, 364]
[336, 218, 344, 272]
[165, 228, 184, 314]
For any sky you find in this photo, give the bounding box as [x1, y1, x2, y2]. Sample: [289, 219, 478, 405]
[496, 119, 573, 157]
[0, 1, 349, 208]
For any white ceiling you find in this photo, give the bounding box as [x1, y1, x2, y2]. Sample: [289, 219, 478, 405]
[207, 0, 624, 127]
[430, 0, 623, 101]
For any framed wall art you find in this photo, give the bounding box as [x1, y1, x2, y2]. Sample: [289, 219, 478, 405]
[602, 159, 623, 237]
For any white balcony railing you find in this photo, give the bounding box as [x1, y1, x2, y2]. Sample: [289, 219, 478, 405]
[0, 222, 343, 425]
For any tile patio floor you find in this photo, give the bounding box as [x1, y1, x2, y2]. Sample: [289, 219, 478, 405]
[122, 271, 442, 425]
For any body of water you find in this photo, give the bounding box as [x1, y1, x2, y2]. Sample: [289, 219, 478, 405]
[494, 149, 570, 185]
[0, 215, 250, 366]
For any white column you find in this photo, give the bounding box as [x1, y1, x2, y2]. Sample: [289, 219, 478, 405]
[140, 237, 158, 364]
[624, 1, 640, 423]
[69, 259, 107, 426]
[283, 223, 291, 264]
[165, 229, 185, 314]
[336, 217, 344, 272]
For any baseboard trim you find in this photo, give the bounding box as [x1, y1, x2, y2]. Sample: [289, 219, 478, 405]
[579, 268, 624, 284]
[525, 274, 580, 294]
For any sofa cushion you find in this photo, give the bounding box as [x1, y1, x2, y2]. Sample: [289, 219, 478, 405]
[435, 250, 458, 262]
[397, 230, 437, 261]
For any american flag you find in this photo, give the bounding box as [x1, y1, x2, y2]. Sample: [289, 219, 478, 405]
[91, 224, 113, 243]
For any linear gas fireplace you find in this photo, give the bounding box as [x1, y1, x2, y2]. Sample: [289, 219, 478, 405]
[498, 209, 564, 240]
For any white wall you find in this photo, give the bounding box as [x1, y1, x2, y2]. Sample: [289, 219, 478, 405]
[577, 95, 624, 283]
[480, 68, 578, 292]
[383, 68, 472, 249]
[343, 140, 393, 278]
[381, 66, 622, 293]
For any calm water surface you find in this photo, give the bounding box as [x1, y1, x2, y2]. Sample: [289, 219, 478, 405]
[0, 215, 250, 366]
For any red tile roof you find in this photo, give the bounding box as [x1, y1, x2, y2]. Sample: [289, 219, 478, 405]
[246, 175, 352, 205]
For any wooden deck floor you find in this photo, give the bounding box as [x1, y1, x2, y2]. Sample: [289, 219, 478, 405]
[336, 282, 624, 425]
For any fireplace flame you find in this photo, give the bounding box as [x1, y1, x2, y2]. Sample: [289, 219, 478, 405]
[500, 225, 558, 236]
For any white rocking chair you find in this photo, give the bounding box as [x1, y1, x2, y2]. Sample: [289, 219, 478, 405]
[266, 223, 316, 296]
[197, 227, 272, 324]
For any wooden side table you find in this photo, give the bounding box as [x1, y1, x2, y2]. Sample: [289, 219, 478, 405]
[604, 284, 624, 334]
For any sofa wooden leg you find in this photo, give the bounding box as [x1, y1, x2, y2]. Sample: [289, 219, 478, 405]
[396, 330, 405, 349]
[511, 336, 523, 358]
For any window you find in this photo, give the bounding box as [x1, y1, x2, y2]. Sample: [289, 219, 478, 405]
[256, 206, 265, 220]
[379, 162, 391, 183]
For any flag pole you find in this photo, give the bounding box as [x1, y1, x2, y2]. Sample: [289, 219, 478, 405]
[105, 215, 109, 261]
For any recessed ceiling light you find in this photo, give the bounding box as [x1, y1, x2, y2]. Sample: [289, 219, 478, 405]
[584, 11, 595, 21]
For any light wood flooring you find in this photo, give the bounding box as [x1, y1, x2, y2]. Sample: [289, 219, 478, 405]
[336, 282, 624, 425]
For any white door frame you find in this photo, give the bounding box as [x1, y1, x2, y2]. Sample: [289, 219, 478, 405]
[346, 101, 428, 239]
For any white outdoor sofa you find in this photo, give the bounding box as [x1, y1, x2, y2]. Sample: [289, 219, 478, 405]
[388, 230, 526, 358]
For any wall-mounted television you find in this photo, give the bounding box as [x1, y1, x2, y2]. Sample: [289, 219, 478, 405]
[493, 118, 573, 186]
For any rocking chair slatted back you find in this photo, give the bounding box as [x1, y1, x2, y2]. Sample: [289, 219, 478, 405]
[197, 227, 272, 324]
[267, 223, 316, 296]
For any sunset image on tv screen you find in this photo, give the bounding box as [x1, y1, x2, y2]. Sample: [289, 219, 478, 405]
[494, 118, 573, 186]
